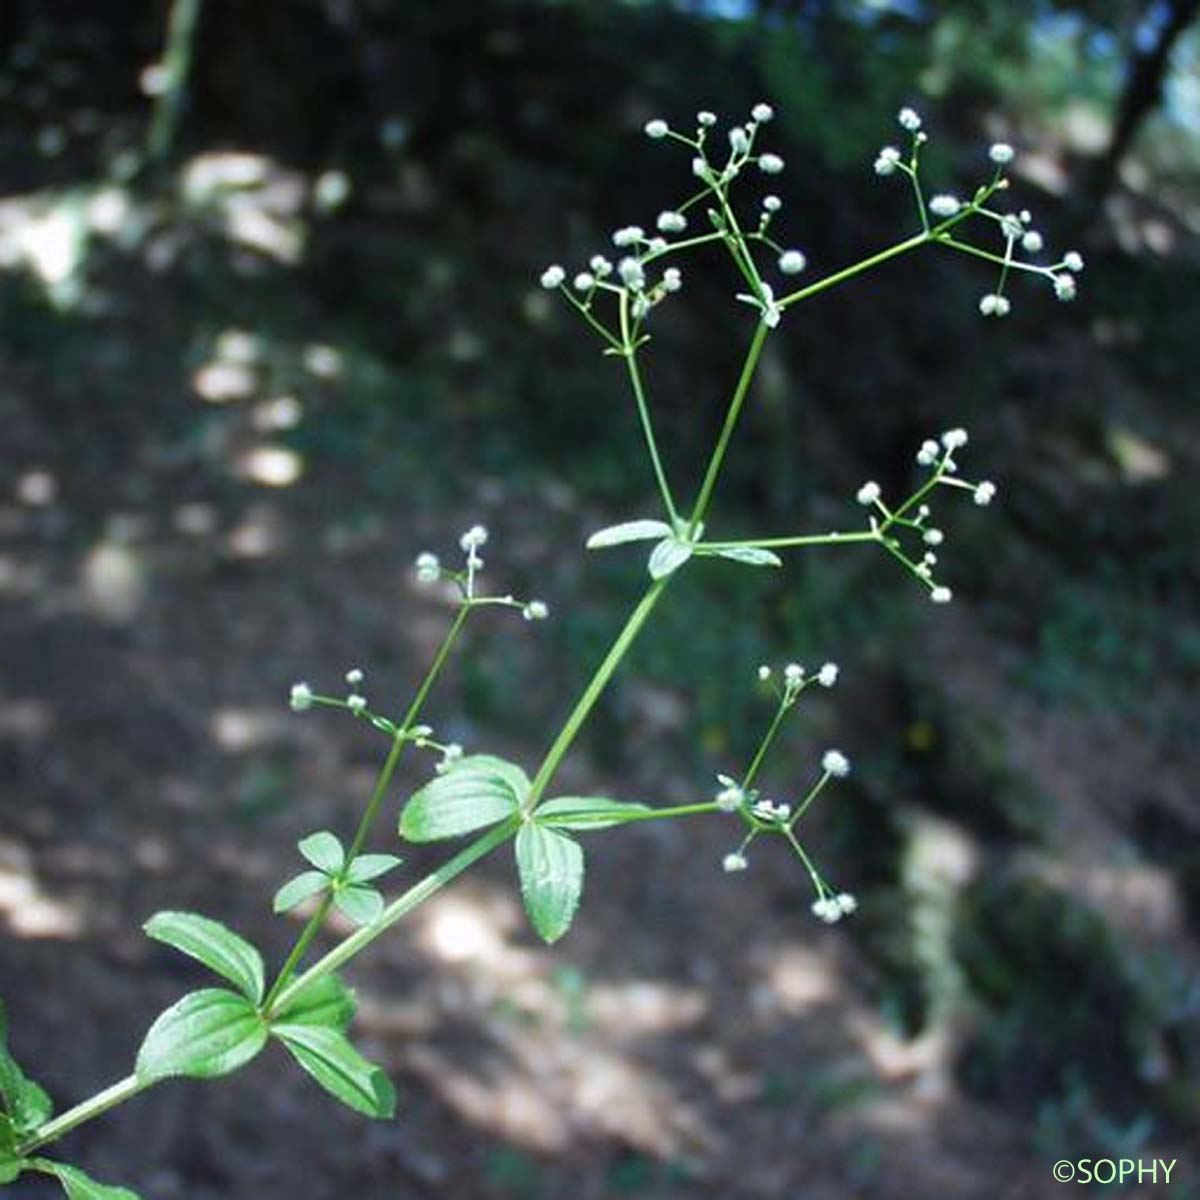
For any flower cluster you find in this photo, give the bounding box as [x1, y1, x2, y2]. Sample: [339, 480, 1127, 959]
[414, 524, 550, 619]
[873, 106, 1084, 316]
[856, 427, 997, 605]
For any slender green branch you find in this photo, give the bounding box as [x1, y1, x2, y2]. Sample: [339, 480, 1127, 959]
[16, 1075, 147, 1157]
[267, 819, 517, 1017]
[542, 801, 720, 828]
[697, 530, 878, 551]
[779, 231, 929, 310]
[742, 701, 791, 789]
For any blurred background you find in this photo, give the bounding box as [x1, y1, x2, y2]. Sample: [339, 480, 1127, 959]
[1, 1, 1198, 1197]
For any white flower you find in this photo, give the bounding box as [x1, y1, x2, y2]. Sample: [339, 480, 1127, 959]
[723, 852, 748, 873]
[697, 110, 717, 127]
[631, 295, 650, 319]
[612, 226, 644, 248]
[1021, 230, 1044, 254]
[817, 662, 839, 688]
[898, 106, 922, 131]
[989, 142, 1014, 165]
[661, 267, 682, 292]
[657, 210, 687, 233]
[757, 664, 772, 681]
[917, 439, 941, 466]
[692, 156, 709, 179]
[540, 265, 565, 289]
[347, 694, 367, 715]
[715, 780, 744, 812]
[752, 102, 774, 122]
[415, 551, 440, 583]
[758, 153, 784, 175]
[973, 480, 996, 506]
[644, 118, 669, 139]
[589, 254, 613, 276]
[941, 427, 968, 450]
[778, 250, 807, 275]
[460, 524, 488, 551]
[345, 668, 364, 686]
[822, 749, 850, 777]
[753, 799, 791, 822]
[812, 897, 841, 923]
[763, 194, 782, 212]
[1063, 251, 1084, 273]
[1054, 273, 1077, 301]
[729, 126, 750, 154]
[928, 194, 961, 217]
[1000, 213, 1024, 240]
[930, 586, 953, 604]
[857, 480, 881, 506]
[573, 272, 595, 292]
[289, 682, 314, 712]
[979, 293, 1010, 317]
[923, 527, 944, 546]
[784, 662, 805, 688]
[835, 892, 858, 916]
[618, 257, 645, 290]
[523, 600, 549, 621]
[874, 145, 901, 176]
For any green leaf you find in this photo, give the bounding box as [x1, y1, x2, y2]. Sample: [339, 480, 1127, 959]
[0, 1000, 52, 1134]
[586, 519, 673, 549]
[345, 854, 401, 884]
[272, 1025, 396, 1119]
[136, 989, 267, 1082]
[273, 974, 356, 1032]
[298, 831, 345, 874]
[143, 912, 265, 1004]
[515, 823, 584, 944]
[30, 1160, 140, 1200]
[647, 538, 693, 580]
[0, 1152, 24, 1186]
[332, 885, 383, 927]
[399, 755, 525, 843]
[536, 797, 652, 830]
[273, 870, 330, 914]
[708, 546, 782, 568]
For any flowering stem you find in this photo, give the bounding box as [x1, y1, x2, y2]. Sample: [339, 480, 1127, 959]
[619, 293, 679, 523]
[262, 602, 471, 1011]
[742, 699, 791, 789]
[543, 801, 720, 828]
[779, 231, 930, 310]
[698, 530, 878, 551]
[688, 320, 770, 533]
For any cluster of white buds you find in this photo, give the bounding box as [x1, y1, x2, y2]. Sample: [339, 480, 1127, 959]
[345, 667, 367, 715]
[822, 749, 850, 778]
[522, 600, 549, 621]
[415, 552, 440, 584]
[289, 681, 314, 711]
[812, 892, 858, 923]
[435, 742, 464, 774]
[714, 774, 745, 812]
[752, 798, 792, 823]
[722, 852, 749, 873]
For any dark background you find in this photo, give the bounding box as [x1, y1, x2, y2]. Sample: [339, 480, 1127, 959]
[1, 1, 1198, 1197]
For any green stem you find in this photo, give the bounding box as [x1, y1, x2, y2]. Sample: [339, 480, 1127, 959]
[688, 320, 771, 533]
[262, 603, 471, 1011]
[144, 0, 203, 167]
[267, 819, 516, 1017]
[16, 1075, 147, 1157]
[698, 531, 877, 551]
[619, 293, 679, 523]
[742, 701, 791, 789]
[526, 579, 670, 807]
[779, 231, 929, 310]
[542, 801, 720, 828]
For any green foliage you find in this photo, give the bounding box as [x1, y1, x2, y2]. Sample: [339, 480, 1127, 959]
[273, 975, 356, 1033]
[298, 831, 346, 874]
[0, 1000, 52, 1139]
[399, 755, 527, 842]
[271, 1025, 395, 1119]
[29, 1161, 141, 1200]
[515, 822, 585, 944]
[273, 870, 330, 914]
[647, 536, 694, 580]
[534, 797, 653, 830]
[143, 912, 265, 1004]
[136, 989, 268, 1082]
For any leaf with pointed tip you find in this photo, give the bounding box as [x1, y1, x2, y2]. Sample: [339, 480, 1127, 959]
[298, 831, 345, 874]
[586, 519, 673, 550]
[536, 797, 652, 830]
[274, 974, 356, 1033]
[136, 989, 267, 1082]
[144, 912, 264, 1004]
[0, 1000, 52, 1134]
[0, 1154, 23, 1185]
[30, 1160, 140, 1200]
[515, 824, 584, 944]
[647, 538, 693, 580]
[708, 546, 782, 568]
[399, 756, 525, 843]
[345, 854, 401, 884]
[273, 871, 330, 914]
[332, 885, 383, 927]
[272, 1025, 396, 1119]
